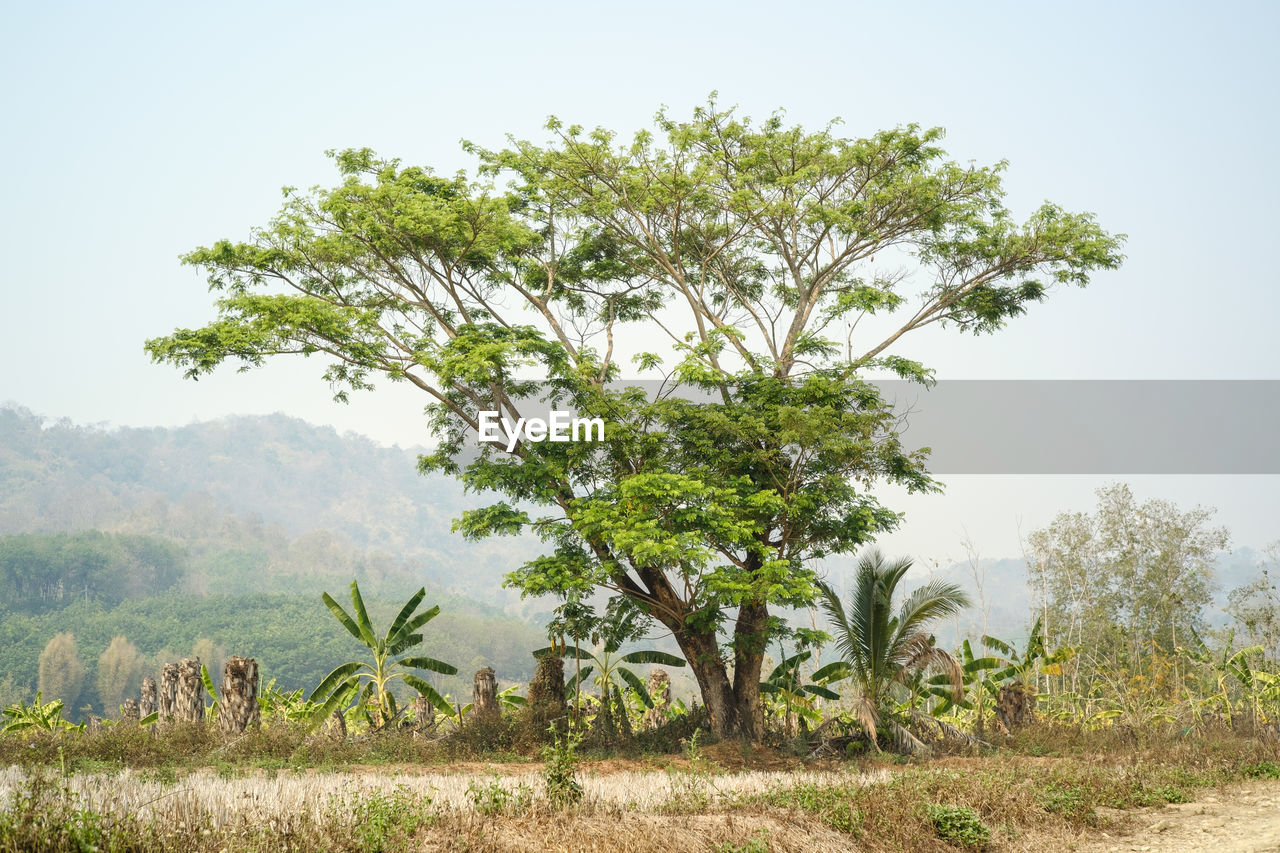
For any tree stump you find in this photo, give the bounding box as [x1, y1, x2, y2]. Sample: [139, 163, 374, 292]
[218, 657, 260, 734]
[995, 682, 1036, 733]
[158, 663, 179, 723]
[528, 654, 566, 724]
[139, 676, 157, 717]
[175, 658, 204, 723]
[642, 668, 671, 730]
[472, 666, 499, 721]
[326, 708, 347, 740]
[121, 698, 140, 723]
[413, 694, 436, 733]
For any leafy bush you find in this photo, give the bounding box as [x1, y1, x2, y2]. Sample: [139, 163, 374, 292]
[924, 803, 991, 849]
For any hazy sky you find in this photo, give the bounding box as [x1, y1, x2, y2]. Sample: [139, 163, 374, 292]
[2, 2, 1277, 563]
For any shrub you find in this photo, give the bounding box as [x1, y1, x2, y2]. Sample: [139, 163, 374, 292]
[924, 803, 992, 849]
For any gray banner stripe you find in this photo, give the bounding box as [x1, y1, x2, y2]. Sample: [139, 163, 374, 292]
[453, 380, 1280, 475]
[875, 380, 1279, 475]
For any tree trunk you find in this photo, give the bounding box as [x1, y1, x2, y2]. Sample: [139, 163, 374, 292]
[175, 658, 204, 723]
[472, 666, 499, 721]
[675, 625, 743, 739]
[591, 688, 616, 743]
[731, 599, 769, 742]
[158, 663, 178, 724]
[627, 558, 770, 740]
[413, 695, 436, 733]
[613, 683, 632, 739]
[140, 676, 157, 718]
[218, 657, 260, 734]
[528, 654, 566, 727]
[995, 682, 1036, 733]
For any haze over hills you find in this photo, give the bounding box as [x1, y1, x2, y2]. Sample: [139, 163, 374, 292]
[0, 403, 545, 607]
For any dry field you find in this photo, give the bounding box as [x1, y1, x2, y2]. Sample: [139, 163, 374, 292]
[2, 730, 1279, 852]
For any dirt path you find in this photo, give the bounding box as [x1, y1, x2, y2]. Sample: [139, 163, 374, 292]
[1066, 779, 1280, 853]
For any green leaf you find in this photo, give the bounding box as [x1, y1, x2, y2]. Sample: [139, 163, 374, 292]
[397, 656, 459, 676]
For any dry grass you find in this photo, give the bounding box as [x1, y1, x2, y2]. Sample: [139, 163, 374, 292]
[2, 723, 1278, 852]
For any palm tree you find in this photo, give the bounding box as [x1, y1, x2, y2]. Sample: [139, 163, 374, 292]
[817, 548, 971, 748]
[308, 581, 458, 728]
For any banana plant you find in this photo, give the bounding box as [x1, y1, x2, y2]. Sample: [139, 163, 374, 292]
[259, 679, 319, 723]
[760, 646, 843, 735]
[1179, 627, 1265, 727]
[308, 581, 458, 728]
[542, 594, 684, 733]
[1, 692, 83, 734]
[982, 616, 1076, 688]
[924, 638, 1002, 719]
[541, 645, 686, 709]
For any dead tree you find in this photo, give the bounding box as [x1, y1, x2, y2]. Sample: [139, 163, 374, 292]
[140, 676, 157, 718]
[218, 657, 260, 734]
[158, 663, 179, 723]
[175, 658, 204, 723]
[472, 667, 499, 721]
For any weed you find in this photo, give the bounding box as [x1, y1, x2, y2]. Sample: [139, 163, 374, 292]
[765, 782, 862, 834]
[542, 726, 584, 808]
[1039, 784, 1095, 824]
[465, 775, 533, 816]
[714, 830, 772, 852]
[924, 803, 991, 849]
[328, 784, 434, 852]
[1244, 760, 1280, 779]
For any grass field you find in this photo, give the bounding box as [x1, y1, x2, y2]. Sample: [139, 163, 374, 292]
[2, 722, 1277, 852]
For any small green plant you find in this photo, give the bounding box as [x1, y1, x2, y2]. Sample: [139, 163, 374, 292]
[542, 726, 584, 808]
[466, 775, 532, 816]
[1244, 760, 1280, 779]
[924, 803, 991, 849]
[663, 731, 718, 812]
[327, 784, 432, 852]
[1040, 784, 1094, 824]
[714, 831, 772, 852]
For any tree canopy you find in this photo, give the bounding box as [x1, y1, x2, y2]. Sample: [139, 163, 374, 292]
[148, 99, 1124, 738]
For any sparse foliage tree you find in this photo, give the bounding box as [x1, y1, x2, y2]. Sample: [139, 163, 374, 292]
[1227, 543, 1280, 662]
[1027, 484, 1230, 679]
[37, 632, 86, 715]
[96, 635, 147, 716]
[148, 100, 1122, 738]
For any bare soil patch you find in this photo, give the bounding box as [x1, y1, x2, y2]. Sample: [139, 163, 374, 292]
[1039, 779, 1280, 853]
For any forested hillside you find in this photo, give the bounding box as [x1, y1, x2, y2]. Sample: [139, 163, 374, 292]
[0, 405, 546, 718]
[0, 404, 542, 599]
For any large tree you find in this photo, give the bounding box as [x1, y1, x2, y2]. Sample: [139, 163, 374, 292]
[148, 101, 1122, 738]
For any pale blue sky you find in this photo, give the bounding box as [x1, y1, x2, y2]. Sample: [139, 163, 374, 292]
[2, 1, 1277, 561]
